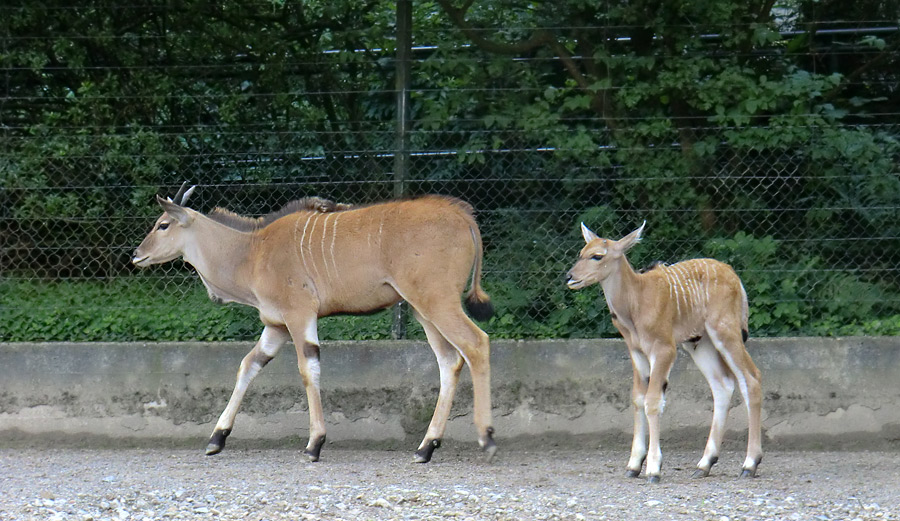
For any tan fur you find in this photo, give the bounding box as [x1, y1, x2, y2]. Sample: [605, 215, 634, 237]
[133, 190, 496, 462]
[566, 222, 762, 482]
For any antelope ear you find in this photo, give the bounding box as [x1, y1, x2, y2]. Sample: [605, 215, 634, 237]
[618, 220, 646, 251]
[581, 222, 599, 244]
[157, 195, 193, 226]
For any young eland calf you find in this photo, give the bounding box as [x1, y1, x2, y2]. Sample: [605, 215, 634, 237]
[566, 222, 762, 482]
[132, 184, 496, 463]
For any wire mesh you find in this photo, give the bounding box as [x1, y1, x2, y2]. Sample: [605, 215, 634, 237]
[2, 2, 899, 341]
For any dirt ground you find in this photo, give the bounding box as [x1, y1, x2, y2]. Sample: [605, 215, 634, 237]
[1, 444, 898, 520]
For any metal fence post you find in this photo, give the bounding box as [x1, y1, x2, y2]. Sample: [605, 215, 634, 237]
[391, 0, 412, 340]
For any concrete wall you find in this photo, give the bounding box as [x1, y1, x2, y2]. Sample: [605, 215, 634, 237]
[1, 338, 898, 451]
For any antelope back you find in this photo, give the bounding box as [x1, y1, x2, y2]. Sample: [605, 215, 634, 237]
[252, 195, 487, 316]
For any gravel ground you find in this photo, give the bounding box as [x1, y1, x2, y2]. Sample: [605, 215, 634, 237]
[1, 446, 897, 521]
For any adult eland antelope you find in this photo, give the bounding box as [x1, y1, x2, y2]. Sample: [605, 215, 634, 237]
[566, 222, 762, 482]
[132, 184, 497, 463]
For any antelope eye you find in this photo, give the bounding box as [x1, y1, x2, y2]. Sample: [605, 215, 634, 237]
[158, 222, 170, 231]
[591, 254, 604, 261]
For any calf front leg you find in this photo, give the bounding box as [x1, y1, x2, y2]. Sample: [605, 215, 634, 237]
[626, 350, 650, 478]
[207, 325, 291, 455]
[643, 345, 676, 483]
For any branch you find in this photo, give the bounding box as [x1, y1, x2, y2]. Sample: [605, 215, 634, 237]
[435, 0, 553, 55]
[823, 35, 900, 103]
[437, 0, 620, 127]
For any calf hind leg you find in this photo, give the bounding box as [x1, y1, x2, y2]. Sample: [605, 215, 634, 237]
[207, 325, 291, 455]
[684, 338, 735, 478]
[707, 325, 763, 477]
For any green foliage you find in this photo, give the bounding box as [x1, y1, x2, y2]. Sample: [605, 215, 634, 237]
[705, 232, 900, 336]
[3, 0, 899, 341]
[0, 278, 402, 342]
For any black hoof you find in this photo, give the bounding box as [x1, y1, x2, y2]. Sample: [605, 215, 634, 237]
[205, 429, 231, 456]
[692, 468, 710, 479]
[625, 469, 642, 478]
[647, 475, 661, 484]
[693, 456, 716, 478]
[482, 427, 498, 463]
[414, 439, 441, 463]
[740, 456, 762, 478]
[303, 435, 326, 462]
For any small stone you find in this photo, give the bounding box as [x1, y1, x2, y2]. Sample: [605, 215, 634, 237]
[372, 498, 392, 508]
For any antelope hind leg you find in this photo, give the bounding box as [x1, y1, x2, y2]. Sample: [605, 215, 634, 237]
[284, 313, 328, 462]
[413, 312, 465, 463]
[207, 325, 290, 455]
[428, 307, 497, 461]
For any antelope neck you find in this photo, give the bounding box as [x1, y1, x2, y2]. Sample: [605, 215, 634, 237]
[182, 215, 258, 307]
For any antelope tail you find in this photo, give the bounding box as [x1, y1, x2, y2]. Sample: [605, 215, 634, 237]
[465, 225, 494, 321]
[740, 281, 750, 343]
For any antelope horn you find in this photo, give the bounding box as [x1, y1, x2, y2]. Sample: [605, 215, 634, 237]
[170, 182, 197, 206]
[171, 182, 189, 205]
[181, 185, 196, 206]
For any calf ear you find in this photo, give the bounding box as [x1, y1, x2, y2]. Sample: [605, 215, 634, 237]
[618, 221, 646, 251]
[581, 222, 600, 244]
[156, 195, 194, 226]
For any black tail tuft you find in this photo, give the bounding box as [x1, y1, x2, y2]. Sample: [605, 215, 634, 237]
[465, 293, 494, 322]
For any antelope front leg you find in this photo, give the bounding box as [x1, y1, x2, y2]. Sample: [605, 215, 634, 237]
[207, 325, 290, 455]
[643, 346, 676, 483]
[285, 314, 328, 462]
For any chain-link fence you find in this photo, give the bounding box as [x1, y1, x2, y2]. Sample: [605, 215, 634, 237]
[2, 2, 899, 342]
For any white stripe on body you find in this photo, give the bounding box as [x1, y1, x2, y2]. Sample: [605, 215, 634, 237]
[329, 213, 341, 281]
[665, 268, 683, 317]
[675, 267, 688, 315]
[305, 214, 325, 284]
[320, 214, 335, 281]
[703, 263, 712, 308]
[298, 214, 315, 277]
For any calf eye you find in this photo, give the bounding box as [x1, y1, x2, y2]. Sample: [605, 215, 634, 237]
[591, 254, 604, 261]
[158, 222, 170, 231]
